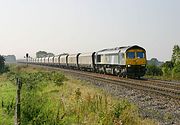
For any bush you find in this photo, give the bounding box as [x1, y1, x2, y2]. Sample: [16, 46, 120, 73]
[50, 71, 68, 86]
[146, 65, 163, 76]
[0, 55, 9, 74]
[5, 68, 68, 124]
[21, 91, 56, 125]
[162, 67, 172, 77]
[172, 63, 180, 79]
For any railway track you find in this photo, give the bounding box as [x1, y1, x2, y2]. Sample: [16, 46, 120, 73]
[72, 71, 180, 100]
[117, 77, 180, 94]
[30, 64, 180, 100]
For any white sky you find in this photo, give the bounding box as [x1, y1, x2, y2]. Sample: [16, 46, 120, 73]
[0, 0, 179, 61]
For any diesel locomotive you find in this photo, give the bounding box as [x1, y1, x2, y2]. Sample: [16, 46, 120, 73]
[25, 45, 147, 78]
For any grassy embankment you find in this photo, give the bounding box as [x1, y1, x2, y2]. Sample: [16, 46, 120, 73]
[0, 65, 157, 125]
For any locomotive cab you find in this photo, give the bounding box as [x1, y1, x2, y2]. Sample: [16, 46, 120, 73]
[125, 46, 147, 78]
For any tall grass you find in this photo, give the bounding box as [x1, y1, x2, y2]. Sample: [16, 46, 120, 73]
[0, 77, 16, 125]
[0, 65, 157, 125]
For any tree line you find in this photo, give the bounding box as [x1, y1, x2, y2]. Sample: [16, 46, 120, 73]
[36, 51, 55, 58]
[146, 45, 180, 80]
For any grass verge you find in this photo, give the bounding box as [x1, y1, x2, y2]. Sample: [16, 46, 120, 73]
[0, 65, 157, 125]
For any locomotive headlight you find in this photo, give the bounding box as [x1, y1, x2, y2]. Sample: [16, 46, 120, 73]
[128, 65, 131, 67]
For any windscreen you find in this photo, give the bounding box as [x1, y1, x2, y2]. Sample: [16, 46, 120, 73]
[137, 52, 145, 58]
[127, 52, 135, 59]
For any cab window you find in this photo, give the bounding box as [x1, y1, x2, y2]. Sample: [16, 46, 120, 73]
[127, 52, 135, 59]
[137, 52, 145, 58]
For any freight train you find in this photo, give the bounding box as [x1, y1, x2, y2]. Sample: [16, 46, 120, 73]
[22, 45, 147, 78]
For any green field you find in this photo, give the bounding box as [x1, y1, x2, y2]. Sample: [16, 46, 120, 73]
[0, 65, 157, 125]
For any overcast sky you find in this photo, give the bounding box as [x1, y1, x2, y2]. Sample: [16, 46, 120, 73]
[0, 0, 179, 61]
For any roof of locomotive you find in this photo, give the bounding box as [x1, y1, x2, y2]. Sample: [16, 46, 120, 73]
[96, 45, 145, 55]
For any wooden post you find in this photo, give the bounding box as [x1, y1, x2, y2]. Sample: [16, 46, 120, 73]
[15, 78, 21, 125]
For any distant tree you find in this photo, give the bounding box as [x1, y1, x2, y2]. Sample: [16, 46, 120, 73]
[171, 45, 180, 64]
[36, 51, 48, 58]
[36, 51, 55, 58]
[0, 55, 9, 73]
[147, 58, 163, 66]
[47, 53, 55, 57]
[0, 55, 5, 72]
